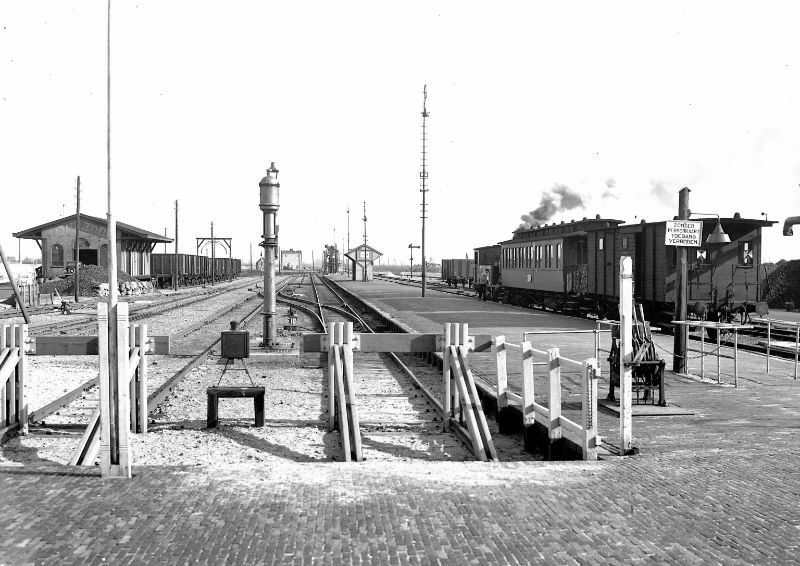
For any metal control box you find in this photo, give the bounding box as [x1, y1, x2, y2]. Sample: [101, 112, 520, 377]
[221, 330, 250, 359]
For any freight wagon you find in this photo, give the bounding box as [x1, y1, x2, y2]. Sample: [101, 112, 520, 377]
[148, 253, 242, 288]
[441, 258, 474, 287]
[476, 213, 775, 324]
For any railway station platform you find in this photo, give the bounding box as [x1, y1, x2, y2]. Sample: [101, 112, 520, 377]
[1, 278, 799, 564]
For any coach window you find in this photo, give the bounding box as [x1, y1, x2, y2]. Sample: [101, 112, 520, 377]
[52, 244, 64, 267]
[621, 237, 628, 250]
[555, 243, 562, 269]
[598, 237, 604, 251]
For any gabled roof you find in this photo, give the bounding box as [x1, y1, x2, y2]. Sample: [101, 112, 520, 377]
[344, 243, 383, 262]
[13, 213, 173, 243]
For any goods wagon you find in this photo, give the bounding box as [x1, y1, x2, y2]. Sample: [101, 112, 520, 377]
[441, 258, 474, 286]
[149, 253, 242, 288]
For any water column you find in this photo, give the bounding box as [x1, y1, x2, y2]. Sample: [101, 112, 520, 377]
[259, 162, 280, 347]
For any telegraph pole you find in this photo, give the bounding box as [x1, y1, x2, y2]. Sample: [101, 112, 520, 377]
[173, 200, 178, 291]
[74, 175, 81, 303]
[362, 202, 368, 282]
[347, 205, 351, 277]
[420, 84, 429, 297]
[210, 221, 215, 286]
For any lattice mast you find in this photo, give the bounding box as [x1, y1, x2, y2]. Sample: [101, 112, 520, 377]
[420, 85, 429, 297]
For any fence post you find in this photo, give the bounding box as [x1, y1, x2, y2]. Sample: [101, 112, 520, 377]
[452, 323, 461, 424]
[98, 303, 111, 474]
[619, 256, 635, 455]
[15, 324, 28, 434]
[327, 321, 336, 431]
[0, 325, 6, 427]
[343, 321, 362, 461]
[138, 324, 148, 433]
[582, 358, 599, 461]
[333, 322, 351, 461]
[115, 302, 132, 476]
[522, 340, 535, 451]
[547, 347, 562, 458]
[129, 324, 137, 433]
[443, 323, 451, 430]
[493, 336, 513, 433]
[6, 325, 16, 428]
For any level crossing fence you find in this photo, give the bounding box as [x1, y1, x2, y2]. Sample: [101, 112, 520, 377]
[71, 302, 149, 475]
[305, 322, 602, 461]
[0, 323, 28, 440]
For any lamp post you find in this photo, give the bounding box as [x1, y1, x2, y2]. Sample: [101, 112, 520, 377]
[672, 187, 730, 372]
[259, 162, 280, 348]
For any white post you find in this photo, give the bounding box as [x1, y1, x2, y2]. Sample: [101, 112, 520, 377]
[137, 324, 148, 434]
[15, 324, 28, 434]
[443, 323, 451, 430]
[114, 301, 132, 477]
[582, 358, 599, 461]
[619, 256, 634, 455]
[521, 340, 535, 450]
[493, 335, 509, 431]
[547, 348, 562, 447]
[327, 322, 336, 431]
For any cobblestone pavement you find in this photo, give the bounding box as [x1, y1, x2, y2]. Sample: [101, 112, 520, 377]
[2, 281, 800, 564]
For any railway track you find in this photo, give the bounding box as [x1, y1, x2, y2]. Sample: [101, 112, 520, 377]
[26, 276, 297, 427]
[306, 275, 527, 461]
[27, 277, 261, 336]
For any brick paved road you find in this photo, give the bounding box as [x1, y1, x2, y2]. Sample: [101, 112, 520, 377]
[1, 280, 799, 564]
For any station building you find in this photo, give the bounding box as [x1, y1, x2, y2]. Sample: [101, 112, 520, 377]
[13, 214, 172, 279]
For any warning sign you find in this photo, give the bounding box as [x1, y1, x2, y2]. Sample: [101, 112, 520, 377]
[665, 220, 703, 247]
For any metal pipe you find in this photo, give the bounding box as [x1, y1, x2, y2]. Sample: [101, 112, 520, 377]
[783, 216, 800, 236]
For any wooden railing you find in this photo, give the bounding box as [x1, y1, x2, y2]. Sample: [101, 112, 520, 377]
[495, 338, 600, 461]
[71, 302, 148, 474]
[0, 323, 28, 441]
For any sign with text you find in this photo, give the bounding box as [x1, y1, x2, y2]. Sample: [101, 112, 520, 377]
[665, 220, 703, 247]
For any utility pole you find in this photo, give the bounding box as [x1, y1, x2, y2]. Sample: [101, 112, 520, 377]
[362, 202, 368, 282]
[74, 175, 81, 303]
[210, 221, 215, 286]
[347, 205, 351, 277]
[250, 242, 253, 271]
[164, 228, 167, 254]
[173, 200, 178, 291]
[420, 84, 429, 297]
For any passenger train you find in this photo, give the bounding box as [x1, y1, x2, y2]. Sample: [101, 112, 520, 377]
[469, 213, 774, 324]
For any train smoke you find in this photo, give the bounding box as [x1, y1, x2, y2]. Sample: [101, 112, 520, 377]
[649, 180, 674, 206]
[602, 178, 617, 199]
[517, 184, 585, 231]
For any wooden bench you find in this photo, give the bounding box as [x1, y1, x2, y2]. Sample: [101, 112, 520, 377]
[206, 386, 265, 428]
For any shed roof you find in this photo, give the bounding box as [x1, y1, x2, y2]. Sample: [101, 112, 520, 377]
[13, 213, 173, 243]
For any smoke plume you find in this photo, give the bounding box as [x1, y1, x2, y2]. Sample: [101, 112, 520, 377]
[649, 180, 674, 206]
[517, 184, 585, 231]
[602, 178, 617, 199]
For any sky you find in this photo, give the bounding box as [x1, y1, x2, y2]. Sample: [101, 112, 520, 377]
[3, 1, 800, 268]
